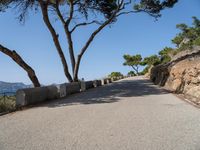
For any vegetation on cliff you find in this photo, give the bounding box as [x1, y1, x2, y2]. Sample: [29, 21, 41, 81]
[123, 17, 200, 76]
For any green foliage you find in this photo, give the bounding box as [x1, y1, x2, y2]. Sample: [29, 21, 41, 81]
[172, 35, 184, 47]
[158, 47, 176, 64]
[160, 55, 171, 64]
[1, 0, 178, 82]
[140, 66, 150, 75]
[108, 72, 123, 78]
[142, 55, 160, 66]
[0, 0, 118, 21]
[127, 71, 136, 76]
[193, 37, 200, 46]
[134, 0, 178, 18]
[140, 17, 200, 74]
[140, 55, 160, 75]
[123, 54, 142, 66]
[176, 23, 188, 32]
[0, 96, 16, 113]
[0, 0, 178, 23]
[172, 17, 200, 50]
[123, 54, 142, 75]
[158, 47, 174, 56]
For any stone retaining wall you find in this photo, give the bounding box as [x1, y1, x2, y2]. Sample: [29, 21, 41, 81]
[150, 47, 200, 104]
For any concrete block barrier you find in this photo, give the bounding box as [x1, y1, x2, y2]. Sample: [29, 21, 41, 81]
[66, 82, 81, 95]
[80, 81, 86, 92]
[85, 81, 94, 89]
[106, 78, 112, 84]
[16, 77, 114, 108]
[16, 86, 59, 107]
[46, 85, 60, 99]
[16, 82, 81, 107]
[57, 83, 67, 98]
[101, 79, 107, 85]
[93, 80, 102, 87]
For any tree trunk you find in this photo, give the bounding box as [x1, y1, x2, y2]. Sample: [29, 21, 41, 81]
[0, 44, 41, 87]
[131, 66, 139, 76]
[73, 9, 120, 82]
[65, 26, 76, 73]
[54, 3, 76, 73]
[39, 1, 73, 83]
[73, 55, 81, 82]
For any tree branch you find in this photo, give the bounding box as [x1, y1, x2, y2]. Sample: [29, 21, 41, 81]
[66, 0, 74, 26]
[0, 44, 41, 87]
[70, 20, 102, 33]
[116, 10, 160, 19]
[54, 1, 76, 73]
[73, 1, 124, 80]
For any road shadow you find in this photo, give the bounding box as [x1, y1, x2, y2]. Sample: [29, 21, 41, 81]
[43, 78, 170, 108]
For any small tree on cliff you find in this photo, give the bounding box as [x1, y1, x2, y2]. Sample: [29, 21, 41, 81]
[1, 0, 178, 82]
[172, 17, 200, 49]
[142, 55, 160, 66]
[123, 54, 142, 75]
[140, 54, 160, 75]
[158, 47, 175, 63]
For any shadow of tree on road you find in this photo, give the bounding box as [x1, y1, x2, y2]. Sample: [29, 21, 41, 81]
[44, 78, 170, 108]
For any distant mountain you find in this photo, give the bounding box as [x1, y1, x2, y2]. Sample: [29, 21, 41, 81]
[0, 81, 32, 94]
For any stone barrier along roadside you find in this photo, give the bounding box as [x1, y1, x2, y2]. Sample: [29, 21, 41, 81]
[16, 85, 59, 107]
[93, 80, 102, 87]
[66, 82, 81, 95]
[16, 78, 114, 107]
[106, 78, 112, 84]
[111, 78, 117, 82]
[85, 81, 94, 89]
[101, 79, 107, 85]
[16, 83, 81, 107]
[57, 82, 81, 97]
[57, 83, 67, 98]
[80, 81, 86, 92]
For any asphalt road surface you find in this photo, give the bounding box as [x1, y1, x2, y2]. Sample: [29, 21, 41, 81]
[1, 77, 200, 150]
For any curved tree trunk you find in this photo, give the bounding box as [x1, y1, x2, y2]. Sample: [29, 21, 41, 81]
[131, 66, 139, 76]
[39, 1, 73, 83]
[0, 44, 41, 87]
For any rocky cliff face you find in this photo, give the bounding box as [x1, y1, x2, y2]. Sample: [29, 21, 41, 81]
[150, 46, 200, 104]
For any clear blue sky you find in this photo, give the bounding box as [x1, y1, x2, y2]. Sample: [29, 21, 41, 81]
[0, 0, 200, 85]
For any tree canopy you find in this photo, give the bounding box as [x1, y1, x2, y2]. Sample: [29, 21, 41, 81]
[123, 54, 142, 75]
[172, 16, 200, 49]
[0, 0, 178, 83]
[108, 72, 123, 78]
[127, 71, 136, 76]
[142, 55, 160, 66]
[123, 17, 200, 76]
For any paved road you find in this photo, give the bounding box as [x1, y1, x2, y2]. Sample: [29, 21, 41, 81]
[1, 77, 200, 150]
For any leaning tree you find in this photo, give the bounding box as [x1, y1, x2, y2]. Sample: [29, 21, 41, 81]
[123, 54, 142, 75]
[0, 0, 178, 82]
[0, 45, 41, 87]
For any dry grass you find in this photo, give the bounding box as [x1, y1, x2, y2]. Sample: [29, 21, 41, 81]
[0, 96, 16, 113]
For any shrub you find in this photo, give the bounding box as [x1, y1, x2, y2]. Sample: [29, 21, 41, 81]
[0, 96, 16, 113]
[108, 72, 123, 78]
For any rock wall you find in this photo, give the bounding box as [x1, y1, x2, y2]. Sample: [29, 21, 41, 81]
[150, 46, 200, 104]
